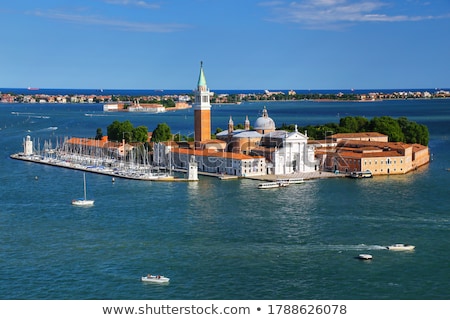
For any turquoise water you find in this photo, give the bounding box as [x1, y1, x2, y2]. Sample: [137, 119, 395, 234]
[0, 99, 449, 299]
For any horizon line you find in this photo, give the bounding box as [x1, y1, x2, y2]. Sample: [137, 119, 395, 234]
[1, 87, 449, 92]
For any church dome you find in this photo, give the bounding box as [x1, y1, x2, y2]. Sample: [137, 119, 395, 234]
[254, 107, 276, 133]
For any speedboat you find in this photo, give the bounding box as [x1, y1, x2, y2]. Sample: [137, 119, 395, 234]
[141, 274, 170, 283]
[386, 244, 415, 251]
[357, 254, 373, 260]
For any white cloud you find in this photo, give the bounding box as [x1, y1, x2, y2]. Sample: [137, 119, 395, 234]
[103, 0, 160, 10]
[262, 0, 446, 29]
[30, 9, 188, 33]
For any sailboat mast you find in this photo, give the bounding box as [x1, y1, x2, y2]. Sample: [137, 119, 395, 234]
[83, 173, 87, 200]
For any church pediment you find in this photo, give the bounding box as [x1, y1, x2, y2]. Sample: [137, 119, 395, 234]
[286, 131, 308, 141]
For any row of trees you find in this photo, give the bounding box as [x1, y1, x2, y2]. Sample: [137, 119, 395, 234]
[97, 115, 428, 148]
[95, 121, 174, 144]
[279, 116, 429, 145]
[95, 120, 149, 143]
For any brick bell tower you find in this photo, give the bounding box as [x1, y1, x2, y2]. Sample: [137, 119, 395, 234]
[193, 61, 211, 149]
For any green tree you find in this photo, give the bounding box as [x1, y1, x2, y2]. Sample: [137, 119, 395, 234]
[162, 99, 175, 108]
[398, 117, 429, 145]
[95, 128, 103, 140]
[107, 120, 134, 142]
[132, 126, 149, 143]
[369, 116, 405, 142]
[107, 120, 122, 141]
[339, 116, 369, 133]
[151, 123, 172, 142]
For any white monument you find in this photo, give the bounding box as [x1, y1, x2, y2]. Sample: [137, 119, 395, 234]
[187, 156, 199, 181]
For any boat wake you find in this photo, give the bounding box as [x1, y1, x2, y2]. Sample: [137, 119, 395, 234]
[11, 112, 50, 119]
[301, 244, 387, 252]
[32, 126, 58, 132]
[84, 113, 108, 117]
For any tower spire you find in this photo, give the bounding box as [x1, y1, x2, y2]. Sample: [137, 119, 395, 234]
[193, 61, 212, 149]
[197, 61, 207, 89]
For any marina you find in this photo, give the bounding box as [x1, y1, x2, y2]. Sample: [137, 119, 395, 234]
[10, 152, 177, 182]
[9, 134, 342, 183]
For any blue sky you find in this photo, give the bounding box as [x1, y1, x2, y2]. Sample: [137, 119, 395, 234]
[1, 0, 450, 90]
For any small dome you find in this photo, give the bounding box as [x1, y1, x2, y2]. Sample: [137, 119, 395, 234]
[254, 107, 275, 132]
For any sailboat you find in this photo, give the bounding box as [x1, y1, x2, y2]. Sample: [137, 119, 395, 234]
[72, 173, 94, 206]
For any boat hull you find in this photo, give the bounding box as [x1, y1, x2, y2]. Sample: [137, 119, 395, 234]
[347, 170, 373, 178]
[386, 244, 415, 251]
[141, 276, 170, 283]
[258, 181, 289, 189]
[72, 199, 94, 206]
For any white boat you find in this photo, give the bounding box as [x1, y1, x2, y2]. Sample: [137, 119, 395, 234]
[347, 170, 373, 178]
[141, 274, 170, 283]
[72, 173, 94, 206]
[386, 244, 415, 251]
[288, 178, 304, 184]
[258, 181, 289, 189]
[357, 254, 373, 260]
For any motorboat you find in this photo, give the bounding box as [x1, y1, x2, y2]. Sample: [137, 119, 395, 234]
[141, 274, 170, 283]
[258, 181, 289, 189]
[258, 182, 280, 189]
[386, 244, 415, 251]
[347, 170, 373, 178]
[357, 254, 373, 260]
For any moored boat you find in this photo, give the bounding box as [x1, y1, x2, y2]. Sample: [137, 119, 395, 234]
[141, 274, 170, 283]
[258, 181, 289, 189]
[288, 177, 304, 184]
[347, 170, 373, 179]
[386, 244, 415, 251]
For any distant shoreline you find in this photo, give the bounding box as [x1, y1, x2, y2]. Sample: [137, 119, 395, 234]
[2, 88, 449, 104]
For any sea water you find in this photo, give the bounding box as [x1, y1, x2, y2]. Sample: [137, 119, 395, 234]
[0, 98, 449, 299]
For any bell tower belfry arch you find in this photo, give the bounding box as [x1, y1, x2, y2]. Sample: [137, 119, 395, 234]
[193, 61, 211, 149]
